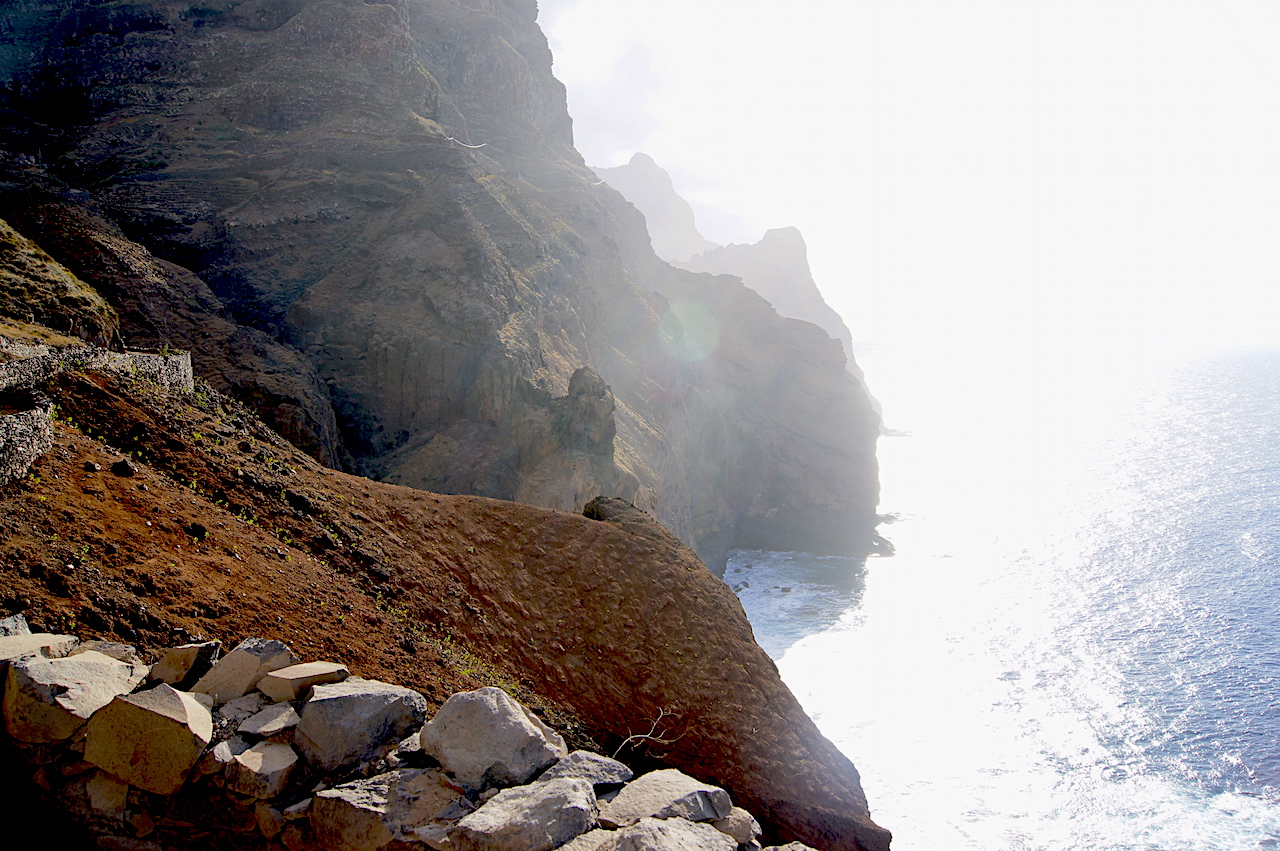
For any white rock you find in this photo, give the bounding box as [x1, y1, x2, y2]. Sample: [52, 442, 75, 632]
[311, 768, 472, 851]
[295, 678, 428, 772]
[449, 776, 598, 851]
[150, 641, 221, 688]
[69, 640, 143, 665]
[240, 702, 301, 737]
[541, 750, 634, 788]
[598, 770, 732, 829]
[0, 613, 31, 636]
[600, 817, 737, 851]
[420, 686, 567, 792]
[227, 741, 299, 799]
[2, 650, 147, 743]
[0, 633, 78, 664]
[84, 684, 214, 794]
[258, 660, 349, 702]
[712, 808, 762, 846]
[191, 638, 297, 703]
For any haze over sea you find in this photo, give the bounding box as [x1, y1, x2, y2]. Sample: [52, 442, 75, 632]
[734, 345, 1280, 850]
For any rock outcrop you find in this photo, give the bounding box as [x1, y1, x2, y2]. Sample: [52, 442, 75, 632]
[0, 0, 881, 571]
[0, 363, 891, 850]
[679, 229, 858, 370]
[593, 154, 719, 263]
[593, 157, 858, 369]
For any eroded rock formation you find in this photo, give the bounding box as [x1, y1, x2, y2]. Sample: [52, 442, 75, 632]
[0, 0, 881, 570]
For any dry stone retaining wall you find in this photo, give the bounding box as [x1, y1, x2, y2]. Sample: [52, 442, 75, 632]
[0, 342, 193, 485]
[0, 627, 810, 851]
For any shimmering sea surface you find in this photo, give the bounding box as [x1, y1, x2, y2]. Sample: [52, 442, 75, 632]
[732, 346, 1280, 850]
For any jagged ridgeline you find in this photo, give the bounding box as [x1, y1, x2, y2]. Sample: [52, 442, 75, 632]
[0, 0, 879, 571]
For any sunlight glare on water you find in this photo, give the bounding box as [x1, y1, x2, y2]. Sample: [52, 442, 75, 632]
[733, 345, 1280, 850]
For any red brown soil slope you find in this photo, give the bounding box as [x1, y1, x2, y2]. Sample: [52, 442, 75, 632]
[0, 368, 890, 851]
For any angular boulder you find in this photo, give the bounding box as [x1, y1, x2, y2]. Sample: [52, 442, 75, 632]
[149, 641, 221, 689]
[191, 638, 297, 703]
[85, 770, 130, 819]
[0, 613, 30, 636]
[562, 830, 617, 851]
[295, 678, 428, 771]
[420, 687, 567, 792]
[0, 633, 78, 664]
[601, 817, 737, 851]
[258, 660, 349, 702]
[598, 770, 732, 829]
[217, 692, 270, 726]
[239, 701, 300, 738]
[69, 640, 143, 665]
[3, 650, 147, 743]
[712, 808, 762, 846]
[540, 750, 634, 788]
[449, 776, 597, 851]
[84, 684, 214, 794]
[226, 741, 299, 799]
[311, 768, 472, 851]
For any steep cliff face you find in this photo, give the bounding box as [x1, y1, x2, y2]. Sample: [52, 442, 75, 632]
[0, 360, 891, 851]
[0, 0, 880, 569]
[681, 228, 858, 369]
[596, 154, 859, 368]
[593, 153, 718, 263]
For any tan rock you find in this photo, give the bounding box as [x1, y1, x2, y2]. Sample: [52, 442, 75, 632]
[562, 829, 617, 851]
[3, 650, 147, 743]
[86, 770, 129, 819]
[69, 640, 143, 665]
[191, 638, 298, 703]
[257, 800, 286, 838]
[149, 641, 221, 688]
[240, 701, 301, 737]
[0, 633, 78, 664]
[227, 741, 299, 799]
[84, 684, 213, 794]
[258, 660, 349, 702]
[600, 817, 736, 851]
[712, 807, 762, 845]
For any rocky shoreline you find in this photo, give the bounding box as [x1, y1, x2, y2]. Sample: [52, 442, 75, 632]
[2, 620, 820, 851]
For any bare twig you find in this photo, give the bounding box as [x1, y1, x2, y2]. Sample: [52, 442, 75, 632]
[611, 708, 685, 760]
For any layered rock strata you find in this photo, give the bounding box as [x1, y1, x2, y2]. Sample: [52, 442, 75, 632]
[0, 0, 881, 570]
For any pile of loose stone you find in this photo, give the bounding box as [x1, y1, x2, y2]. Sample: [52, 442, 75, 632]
[0, 615, 816, 851]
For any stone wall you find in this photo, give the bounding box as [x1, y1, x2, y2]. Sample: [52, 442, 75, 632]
[0, 343, 193, 485]
[0, 628, 795, 851]
[0, 390, 51, 485]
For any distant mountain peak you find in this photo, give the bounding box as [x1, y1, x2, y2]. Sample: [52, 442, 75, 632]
[593, 154, 716, 263]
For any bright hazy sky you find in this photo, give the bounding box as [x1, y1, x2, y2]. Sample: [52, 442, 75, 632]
[538, 0, 1280, 358]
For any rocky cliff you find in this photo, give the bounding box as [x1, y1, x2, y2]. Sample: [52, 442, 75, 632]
[593, 153, 718, 263]
[594, 155, 858, 369]
[0, 0, 881, 570]
[0, 342, 891, 850]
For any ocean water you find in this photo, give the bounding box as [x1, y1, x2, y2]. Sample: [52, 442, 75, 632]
[732, 346, 1280, 850]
